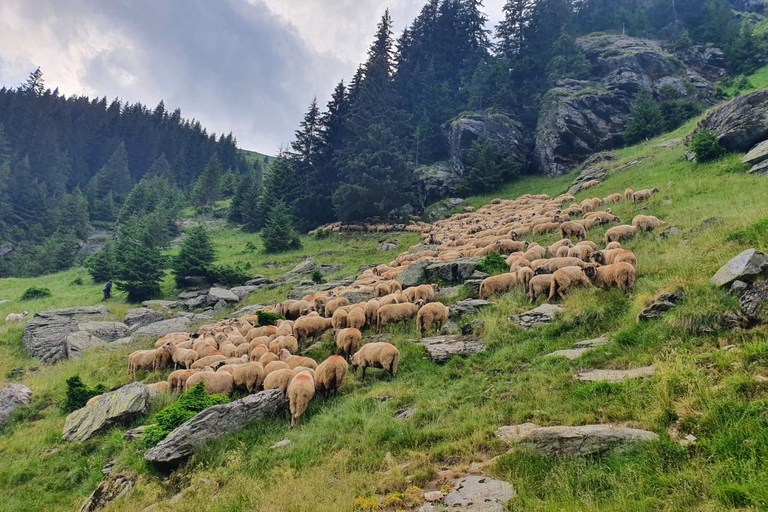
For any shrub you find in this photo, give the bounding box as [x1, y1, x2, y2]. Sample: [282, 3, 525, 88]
[61, 375, 107, 413]
[209, 263, 252, 287]
[256, 310, 284, 327]
[84, 241, 117, 283]
[311, 269, 324, 284]
[624, 91, 665, 145]
[261, 201, 302, 254]
[691, 129, 726, 162]
[70, 277, 84, 286]
[142, 382, 229, 447]
[172, 226, 215, 287]
[476, 253, 508, 276]
[20, 286, 51, 301]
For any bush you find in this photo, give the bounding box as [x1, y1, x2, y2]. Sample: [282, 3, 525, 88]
[20, 286, 51, 301]
[261, 201, 302, 254]
[70, 277, 84, 286]
[208, 263, 252, 287]
[624, 91, 665, 145]
[84, 241, 117, 283]
[172, 226, 215, 287]
[61, 375, 107, 413]
[311, 269, 324, 284]
[476, 253, 508, 276]
[256, 310, 284, 327]
[691, 129, 726, 162]
[142, 381, 229, 447]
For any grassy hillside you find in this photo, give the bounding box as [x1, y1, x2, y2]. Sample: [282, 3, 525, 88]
[2, 116, 768, 511]
[240, 148, 275, 167]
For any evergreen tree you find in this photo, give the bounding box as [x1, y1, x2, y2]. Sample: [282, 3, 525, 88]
[84, 240, 117, 283]
[172, 226, 215, 287]
[145, 154, 174, 184]
[114, 217, 166, 302]
[261, 201, 301, 253]
[496, 0, 534, 58]
[624, 91, 665, 145]
[457, 139, 521, 195]
[20, 67, 46, 96]
[228, 169, 260, 225]
[192, 153, 223, 207]
[219, 169, 239, 197]
[56, 188, 91, 240]
[91, 142, 133, 202]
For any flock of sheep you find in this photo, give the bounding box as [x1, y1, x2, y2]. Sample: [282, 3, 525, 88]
[122, 184, 665, 428]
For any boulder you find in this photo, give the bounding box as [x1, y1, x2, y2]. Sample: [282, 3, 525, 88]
[397, 260, 430, 288]
[748, 159, 768, 175]
[141, 300, 179, 310]
[123, 308, 165, 330]
[77, 321, 130, 342]
[425, 258, 482, 285]
[693, 89, 768, 152]
[742, 139, 768, 165]
[414, 162, 462, 206]
[710, 249, 768, 288]
[377, 241, 399, 251]
[576, 366, 655, 383]
[132, 317, 192, 342]
[0, 383, 32, 429]
[286, 279, 355, 300]
[232, 304, 267, 317]
[341, 291, 375, 304]
[497, 423, 658, 457]
[462, 279, 483, 299]
[77, 473, 137, 512]
[545, 336, 610, 360]
[66, 331, 108, 357]
[145, 389, 287, 467]
[509, 304, 565, 329]
[451, 299, 491, 317]
[739, 280, 768, 320]
[567, 163, 609, 195]
[63, 382, 149, 442]
[412, 335, 487, 364]
[22, 306, 114, 363]
[229, 286, 259, 299]
[637, 292, 684, 321]
[440, 476, 515, 512]
[179, 294, 208, 310]
[178, 290, 207, 300]
[206, 287, 240, 304]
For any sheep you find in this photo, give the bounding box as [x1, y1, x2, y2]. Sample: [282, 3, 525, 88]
[294, 315, 334, 344]
[263, 368, 297, 396]
[190, 354, 227, 370]
[263, 360, 291, 377]
[185, 367, 234, 395]
[168, 369, 199, 392]
[279, 300, 316, 320]
[232, 362, 265, 393]
[632, 214, 667, 232]
[5, 311, 29, 324]
[517, 266, 534, 291]
[314, 355, 348, 398]
[549, 266, 594, 301]
[496, 239, 528, 254]
[269, 335, 299, 355]
[559, 221, 587, 241]
[147, 381, 170, 394]
[586, 212, 620, 225]
[575, 240, 598, 251]
[249, 343, 270, 361]
[288, 371, 316, 427]
[351, 342, 400, 380]
[346, 307, 367, 330]
[581, 179, 599, 190]
[335, 328, 362, 361]
[632, 188, 659, 203]
[375, 282, 391, 298]
[170, 346, 198, 370]
[605, 241, 622, 250]
[403, 284, 437, 303]
[624, 188, 634, 201]
[528, 274, 554, 304]
[605, 225, 638, 244]
[388, 280, 402, 294]
[548, 239, 572, 257]
[128, 343, 173, 375]
[280, 349, 319, 370]
[532, 222, 560, 235]
[523, 245, 547, 261]
[246, 325, 278, 340]
[556, 246, 570, 258]
[219, 341, 239, 358]
[364, 299, 380, 327]
[479, 273, 518, 300]
[614, 249, 638, 268]
[331, 307, 348, 330]
[584, 262, 635, 292]
[568, 244, 594, 262]
[259, 352, 280, 366]
[416, 302, 450, 337]
[377, 302, 423, 332]
[534, 257, 587, 274]
[604, 193, 622, 204]
[325, 297, 350, 317]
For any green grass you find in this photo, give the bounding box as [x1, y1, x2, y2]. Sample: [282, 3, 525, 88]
[4, 102, 768, 511]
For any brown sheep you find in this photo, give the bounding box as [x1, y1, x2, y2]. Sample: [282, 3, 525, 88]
[280, 349, 319, 370]
[263, 360, 291, 377]
[560, 221, 587, 241]
[147, 381, 170, 394]
[479, 273, 518, 300]
[269, 335, 299, 355]
[605, 241, 622, 250]
[532, 222, 560, 236]
[263, 368, 296, 396]
[604, 193, 622, 204]
[523, 245, 547, 261]
[128, 344, 174, 375]
[624, 188, 634, 201]
[351, 342, 400, 380]
[605, 225, 638, 244]
[190, 354, 227, 370]
[325, 297, 350, 317]
[288, 371, 316, 427]
[331, 307, 348, 330]
[584, 262, 636, 292]
[346, 307, 367, 330]
[586, 212, 620, 225]
[496, 239, 528, 254]
[168, 369, 199, 392]
[403, 284, 437, 303]
[232, 362, 265, 393]
[517, 266, 534, 291]
[374, 282, 391, 298]
[632, 188, 659, 203]
[185, 367, 234, 395]
[259, 352, 280, 366]
[548, 239, 572, 257]
[568, 245, 594, 262]
[575, 240, 598, 251]
[169, 346, 198, 370]
[364, 299, 380, 327]
[377, 302, 423, 332]
[614, 250, 638, 268]
[416, 302, 450, 337]
[294, 315, 334, 344]
[249, 344, 270, 361]
[314, 355, 348, 397]
[335, 328, 362, 361]
[534, 257, 587, 274]
[528, 274, 554, 304]
[632, 214, 667, 232]
[549, 266, 594, 301]
[556, 246, 570, 258]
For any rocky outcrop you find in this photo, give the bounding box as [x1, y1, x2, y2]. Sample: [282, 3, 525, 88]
[397, 260, 431, 288]
[77, 321, 130, 342]
[414, 162, 462, 207]
[0, 383, 32, 429]
[123, 308, 165, 330]
[419, 476, 515, 512]
[145, 389, 287, 467]
[693, 89, 768, 153]
[22, 306, 114, 363]
[737, 280, 768, 321]
[637, 292, 685, 321]
[710, 249, 768, 288]
[63, 382, 149, 442]
[450, 299, 491, 316]
[206, 287, 239, 304]
[509, 304, 565, 329]
[411, 335, 487, 363]
[673, 45, 727, 82]
[78, 473, 137, 512]
[576, 366, 655, 383]
[131, 317, 192, 342]
[425, 258, 482, 285]
[535, 34, 717, 176]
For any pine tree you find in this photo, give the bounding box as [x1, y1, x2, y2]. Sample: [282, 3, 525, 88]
[261, 201, 301, 254]
[56, 188, 91, 240]
[20, 67, 46, 96]
[624, 91, 665, 145]
[114, 217, 166, 302]
[496, 0, 534, 58]
[145, 154, 174, 184]
[84, 240, 117, 283]
[192, 153, 223, 207]
[172, 226, 215, 287]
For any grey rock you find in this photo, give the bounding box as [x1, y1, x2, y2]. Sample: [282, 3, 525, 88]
[286, 279, 355, 300]
[425, 258, 482, 285]
[123, 424, 153, 441]
[179, 294, 208, 309]
[194, 311, 215, 321]
[341, 291, 375, 304]
[462, 279, 483, 299]
[232, 304, 267, 317]
[244, 276, 274, 287]
[207, 287, 240, 304]
[178, 290, 207, 300]
[22, 306, 114, 363]
[739, 280, 768, 320]
[0, 383, 32, 429]
[377, 241, 399, 251]
[710, 249, 768, 287]
[101, 460, 115, 476]
[229, 286, 259, 300]
[423, 490, 444, 503]
[572, 336, 611, 349]
[470, 270, 489, 280]
[123, 308, 165, 330]
[145, 389, 287, 466]
[544, 348, 592, 360]
[509, 304, 566, 329]
[462, 319, 485, 335]
[440, 475, 515, 512]
[410, 244, 440, 255]
[451, 299, 491, 316]
[435, 286, 460, 299]
[655, 227, 681, 240]
[397, 260, 430, 288]
[182, 276, 209, 288]
[66, 331, 108, 357]
[271, 438, 291, 449]
[637, 293, 684, 321]
[749, 158, 768, 175]
[674, 45, 726, 82]
[689, 216, 722, 235]
[395, 407, 417, 420]
[576, 366, 655, 382]
[692, 89, 768, 153]
[412, 335, 487, 364]
[568, 164, 609, 195]
[414, 161, 463, 206]
[213, 299, 228, 313]
[77, 473, 137, 512]
[499, 423, 658, 457]
[132, 317, 192, 342]
[63, 382, 149, 442]
[141, 300, 179, 310]
[77, 321, 130, 342]
[742, 139, 768, 165]
[731, 280, 750, 296]
[440, 321, 461, 335]
[174, 311, 195, 319]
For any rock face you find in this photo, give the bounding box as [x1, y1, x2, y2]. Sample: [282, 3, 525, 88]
[414, 162, 463, 207]
[425, 258, 482, 285]
[576, 366, 655, 383]
[412, 335, 487, 363]
[535, 34, 717, 176]
[567, 161, 610, 195]
[77, 321, 130, 342]
[397, 260, 430, 288]
[545, 336, 610, 360]
[451, 299, 491, 316]
[22, 306, 114, 363]
[738, 280, 768, 320]
[674, 45, 727, 82]
[693, 89, 768, 153]
[63, 382, 149, 442]
[710, 249, 768, 288]
[440, 476, 515, 512]
[286, 279, 355, 300]
[0, 383, 32, 429]
[637, 292, 685, 321]
[498, 423, 659, 457]
[145, 389, 287, 467]
[78, 473, 137, 512]
[131, 317, 192, 342]
[207, 287, 240, 304]
[123, 308, 165, 330]
[509, 304, 565, 329]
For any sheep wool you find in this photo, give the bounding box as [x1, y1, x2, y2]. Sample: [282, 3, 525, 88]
[314, 355, 348, 397]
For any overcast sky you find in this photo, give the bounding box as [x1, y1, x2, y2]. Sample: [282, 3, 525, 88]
[0, 0, 504, 154]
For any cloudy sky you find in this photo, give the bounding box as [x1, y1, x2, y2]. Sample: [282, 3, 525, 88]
[0, 0, 504, 154]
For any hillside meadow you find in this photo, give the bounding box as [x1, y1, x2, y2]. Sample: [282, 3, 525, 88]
[1, 118, 768, 511]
